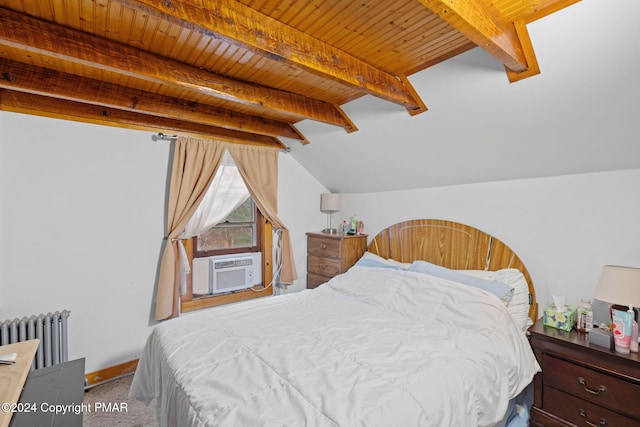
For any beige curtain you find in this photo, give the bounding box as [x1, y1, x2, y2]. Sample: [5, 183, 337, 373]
[227, 143, 298, 284]
[155, 137, 225, 321]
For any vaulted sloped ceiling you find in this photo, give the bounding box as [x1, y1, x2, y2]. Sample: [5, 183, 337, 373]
[0, 0, 578, 149]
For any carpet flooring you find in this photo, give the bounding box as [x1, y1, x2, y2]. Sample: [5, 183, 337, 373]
[83, 374, 156, 427]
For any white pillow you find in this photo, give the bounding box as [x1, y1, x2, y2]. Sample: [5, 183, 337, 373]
[460, 268, 532, 333]
[409, 261, 515, 304]
[354, 252, 410, 270]
[384, 257, 412, 269]
[355, 254, 532, 333]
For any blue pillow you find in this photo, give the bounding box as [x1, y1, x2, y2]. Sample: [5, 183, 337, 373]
[409, 260, 514, 303]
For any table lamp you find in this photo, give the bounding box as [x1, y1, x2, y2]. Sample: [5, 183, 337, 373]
[593, 265, 640, 352]
[320, 193, 341, 234]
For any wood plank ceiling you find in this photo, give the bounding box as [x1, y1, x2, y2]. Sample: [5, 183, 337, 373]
[0, 0, 579, 148]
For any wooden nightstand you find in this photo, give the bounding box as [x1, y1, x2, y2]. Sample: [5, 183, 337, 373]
[306, 232, 367, 289]
[529, 319, 640, 427]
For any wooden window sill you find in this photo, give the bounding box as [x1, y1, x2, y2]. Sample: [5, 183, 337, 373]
[181, 286, 272, 312]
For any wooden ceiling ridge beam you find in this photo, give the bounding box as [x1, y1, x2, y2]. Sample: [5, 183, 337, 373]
[0, 89, 285, 148]
[116, 0, 427, 115]
[521, 0, 582, 23]
[0, 58, 306, 141]
[417, 0, 539, 76]
[0, 7, 353, 131]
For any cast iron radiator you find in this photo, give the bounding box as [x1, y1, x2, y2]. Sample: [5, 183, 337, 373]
[0, 310, 70, 370]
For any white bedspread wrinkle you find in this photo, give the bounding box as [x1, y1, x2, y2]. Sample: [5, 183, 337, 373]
[130, 266, 540, 427]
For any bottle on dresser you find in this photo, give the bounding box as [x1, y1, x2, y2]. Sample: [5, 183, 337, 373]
[631, 307, 638, 353]
[577, 297, 593, 332]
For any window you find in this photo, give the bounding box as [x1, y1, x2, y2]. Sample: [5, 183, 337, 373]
[180, 151, 272, 313]
[182, 207, 271, 312]
[194, 197, 262, 257]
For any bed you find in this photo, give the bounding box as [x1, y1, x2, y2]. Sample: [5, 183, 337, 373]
[130, 219, 541, 427]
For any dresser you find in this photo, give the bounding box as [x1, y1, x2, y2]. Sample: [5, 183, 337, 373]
[529, 319, 640, 427]
[306, 232, 367, 289]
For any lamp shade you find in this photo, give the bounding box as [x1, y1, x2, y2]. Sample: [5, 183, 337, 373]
[320, 193, 341, 212]
[593, 265, 640, 308]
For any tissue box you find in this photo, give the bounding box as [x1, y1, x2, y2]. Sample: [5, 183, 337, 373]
[543, 304, 577, 331]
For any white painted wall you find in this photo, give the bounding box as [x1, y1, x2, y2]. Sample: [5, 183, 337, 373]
[0, 112, 169, 371]
[0, 111, 325, 372]
[276, 147, 329, 293]
[339, 169, 640, 313]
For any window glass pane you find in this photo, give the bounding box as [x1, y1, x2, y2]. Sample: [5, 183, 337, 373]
[196, 224, 255, 251]
[225, 198, 254, 223]
[195, 198, 257, 252]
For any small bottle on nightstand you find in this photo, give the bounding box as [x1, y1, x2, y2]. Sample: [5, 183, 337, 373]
[630, 307, 638, 353]
[577, 298, 594, 332]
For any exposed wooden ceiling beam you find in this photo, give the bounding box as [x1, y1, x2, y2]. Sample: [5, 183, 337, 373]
[116, 0, 427, 115]
[0, 89, 285, 148]
[519, 0, 581, 23]
[397, 74, 428, 116]
[0, 58, 306, 142]
[505, 20, 540, 82]
[418, 0, 535, 74]
[0, 7, 354, 132]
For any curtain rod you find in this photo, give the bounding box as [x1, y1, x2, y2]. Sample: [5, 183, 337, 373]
[151, 132, 291, 153]
[151, 132, 177, 141]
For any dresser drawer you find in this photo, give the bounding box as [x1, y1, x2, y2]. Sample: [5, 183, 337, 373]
[543, 355, 640, 419]
[544, 386, 639, 427]
[305, 232, 367, 290]
[307, 236, 342, 257]
[530, 406, 573, 427]
[307, 255, 342, 277]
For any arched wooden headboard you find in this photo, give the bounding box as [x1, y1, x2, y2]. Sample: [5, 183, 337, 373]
[368, 219, 538, 321]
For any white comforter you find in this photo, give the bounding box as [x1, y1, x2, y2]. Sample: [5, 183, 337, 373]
[130, 266, 540, 427]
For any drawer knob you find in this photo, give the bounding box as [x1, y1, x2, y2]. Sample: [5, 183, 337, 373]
[319, 244, 327, 249]
[577, 409, 608, 427]
[577, 377, 607, 395]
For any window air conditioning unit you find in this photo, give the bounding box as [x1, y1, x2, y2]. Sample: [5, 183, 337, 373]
[192, 252, 262, 295]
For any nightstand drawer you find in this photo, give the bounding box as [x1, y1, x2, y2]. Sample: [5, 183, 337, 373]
[530, 406, 573, 427]
[544, 386, 639, 427]
[306, 273, 328, 289]
[307, 255, 342, 277]
[543, 355, 640, 418]
[307, 237, 342, 257]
